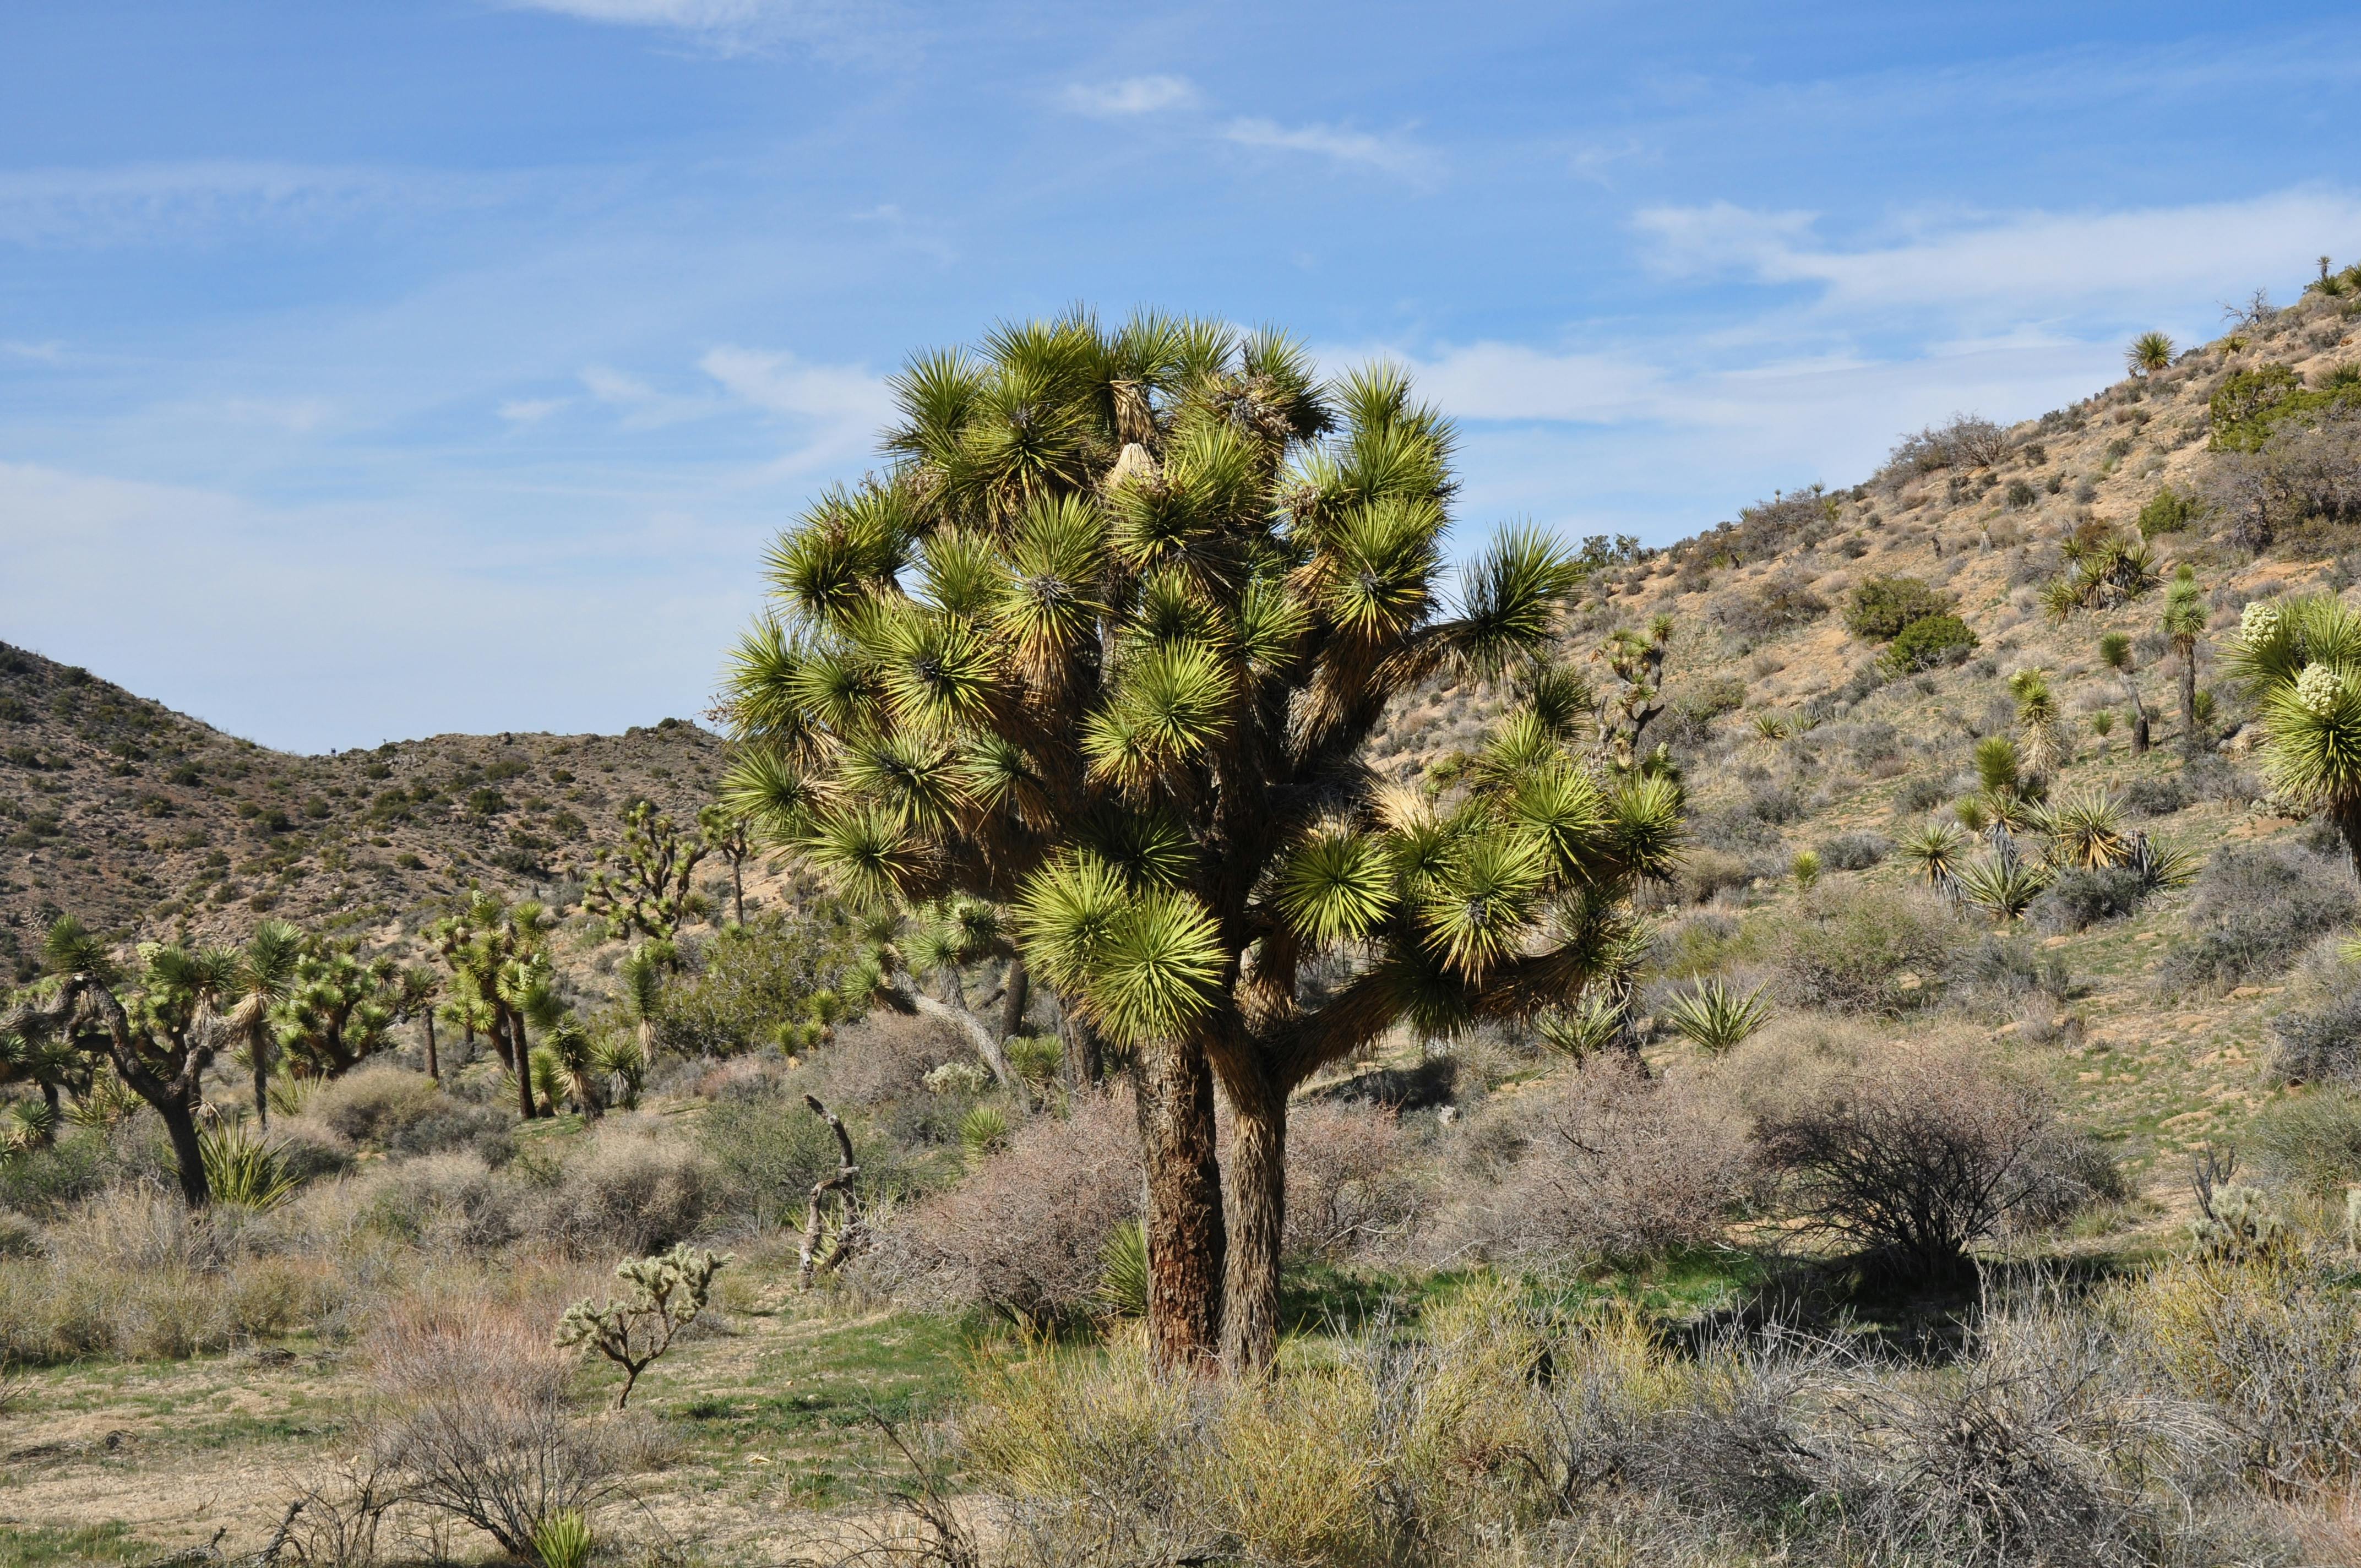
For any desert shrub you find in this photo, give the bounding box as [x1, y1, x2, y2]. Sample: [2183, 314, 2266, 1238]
[1893, 774, 1950, 815]
[2250, 1091, 2361, 1197]
[1885, 413, 2011, 476]
[1437, 1059, 1755, 1268]
[868, 1091, 1138, 1324]
[1885, 612, 1979, 672]
[2125, 1245, 2361, 1491]
[802, 1009, 967, 1108]
[0, 1119, 165, 1217]
[1756, 1045, 2076, 1281]
[308, 1065, 443, 1147]
[2030, 865, 2148, 933]
[1819, 831, 1889, 871]
[1282, 1102, 1422, 1261]
[362, 1152, 523, 1251]
[367, 1300, 621, 1561]
[2119, 774, 2191, 815]
[2268, 958, 2361, 1084]
[2159, 842, 2357, 994]
[652, 910, 863, 1057]
[519, 1127, 716, 1258]
[697, 1090, 942, 1229]
[1845, 575, 1954, 641]
[1673, 846, 1754, 905]
[2136, 484, 2202, 537]
[1775, 885, 1959, 1013]
[1744, 781, 1808, 824]
[1717, 574, 1827, 639]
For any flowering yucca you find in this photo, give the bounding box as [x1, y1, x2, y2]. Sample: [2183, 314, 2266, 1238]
[2227, 594, 2361, 874]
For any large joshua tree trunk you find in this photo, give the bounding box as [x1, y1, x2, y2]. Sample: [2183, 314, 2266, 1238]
[160, 1095, 210, 1209]
[1221, 1065, 1288, 1372]
[423, 1011, 439, 1083]
[1135, 1037, 1224, 1370]
[1060, 1005, 1104, 1087]
[998, 954, 1029, 1046]
[506, 1012, 537, 1120]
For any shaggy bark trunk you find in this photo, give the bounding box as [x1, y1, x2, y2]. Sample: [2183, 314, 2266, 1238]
[1135, 1037, 1224, 1371]
[508, 1012, 537, 1120]
[2180, 648, 2200, 756]
[2336, 801, 2361, 885]
[998, 954, 1030, 1044]
[1060, 1004, 1105, 1087]
[38, 1081, 59, 1142]
[1221, 1065, 1287, 1373]
[251, 1031, 270, 1130]
[907, 990, 1015, 1089]
[731, 859, 745, 925]
[423, 1012, 439, 1083]
[160, 1096, 209, 1208]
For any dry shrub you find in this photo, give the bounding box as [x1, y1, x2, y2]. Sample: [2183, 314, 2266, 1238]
[806, 1008, 969, 1107]
[1674, 845, 1756, 905]
[869, 1091, 1136, 1322]
[309, 1065, 443, 1146]
[1435, 1058, 1755, 1268]
[961, 1278, 2252, 1568]
[2123, 1244, 2361, 1494]
[1281, 1101, 1422, 1261]
[1754, 1043, 2086, 1282]
[366, 1297, 618, 1560]
[520, 1123, 716, 1258]
[360, 1151, 522, 1251]
[1775, 884, 1959, 1013]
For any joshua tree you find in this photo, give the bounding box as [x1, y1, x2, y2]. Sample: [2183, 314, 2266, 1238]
[720, 312, 1679, 1369]
[585, 801, 712, 940]
[430, 893, 555, 1120]
[216, 919, 301, 1126]
[2163, 564, 2208, 756]
[2227, 596, 2361, 875]
[557, 1244, 731, 1408]
[2127, 331, 2175, 377]
[1, 919, 232, 1207]
[615, 940, 671, 1063]
[390, 966, 443, 1081]
[2097, 631, 2151, 754]
[698, 804, 755, 925]
[274, 938, 400, 1080]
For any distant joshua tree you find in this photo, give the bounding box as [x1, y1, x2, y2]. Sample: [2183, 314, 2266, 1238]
[2127, 331, 2174, 377]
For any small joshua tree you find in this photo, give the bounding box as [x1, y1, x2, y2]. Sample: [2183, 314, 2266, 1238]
[2097, 631, 2151, 754]
[584, 801, 714, 940]
[554, 1243, 731, 1409]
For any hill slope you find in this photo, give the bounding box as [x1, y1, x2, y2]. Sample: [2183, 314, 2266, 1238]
[0, 643, 730, 979]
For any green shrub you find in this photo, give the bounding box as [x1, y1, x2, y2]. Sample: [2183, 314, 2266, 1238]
[1884, 613, 1978, 671]
[1845, 575, 1955, 641]
[653, 912, 865, 1057]
[1775, 885, 1957, 1013]
[2251, 1091, 2361, 1198]
[2137, 485, 2202, 537]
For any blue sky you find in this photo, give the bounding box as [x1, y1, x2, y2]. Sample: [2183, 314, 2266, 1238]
[4, 1, 2360, 752]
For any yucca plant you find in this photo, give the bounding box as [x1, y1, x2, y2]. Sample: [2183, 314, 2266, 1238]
[2127, 331, 2175, 376]
[1956, 854, 2053, 922]
[1661, 978, 1771, 1054]
[1536, 991, 1628, 1058]
[2097, 631, 2151, 753]
[719, 313, 1683, 1368]
[959, 1103, 1010, 1163]
[1094, 1219, 1150, 1319]
[215, 919, 300, 1129]
[196, 1120, 299, 1211]
[1750, 712, 1791, 740]
[1898, 819, 1970, 887]
[1790, 849, 1822, 889]
[2226, 594, 2361, 874]
[529, 1512, 594, 1568]
[2009, 669, 2068, 781]
[2042, 788, 2131, 870]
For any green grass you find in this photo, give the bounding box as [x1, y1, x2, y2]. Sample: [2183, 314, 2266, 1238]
[0, 1524, 146, 1567]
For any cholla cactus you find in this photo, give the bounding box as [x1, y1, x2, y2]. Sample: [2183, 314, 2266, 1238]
[2240, 598, 2282, 646]
[554, 1243, 732, 1408]
[923, 1059, 991, 1096]
[2190, 1184, 2294, 1266]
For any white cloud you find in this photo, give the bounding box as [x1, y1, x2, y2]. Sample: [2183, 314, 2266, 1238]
[1635, 188, 2361, 320]
[498, 397, 568, 424]
[1061, 75, 1199, 116]
[498, 0, 893, 58]
[700, 344, 891, 471]
[1376, 342, 1668, 424]
[1222, 118, 1440, 183]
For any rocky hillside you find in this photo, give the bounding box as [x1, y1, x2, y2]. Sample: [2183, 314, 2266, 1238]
[0, 644, 735, 980]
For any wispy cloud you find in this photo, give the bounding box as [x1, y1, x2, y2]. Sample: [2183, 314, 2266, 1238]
[1222, 118, 1440, 184]
[498, 0, 896, 59]
[1061, 75, 1199, 116]
[1635, 188, 2361, 320]
[699, 344, 892, 471]
[0, 161, 491, 247]
[498, 397, 568, 424]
